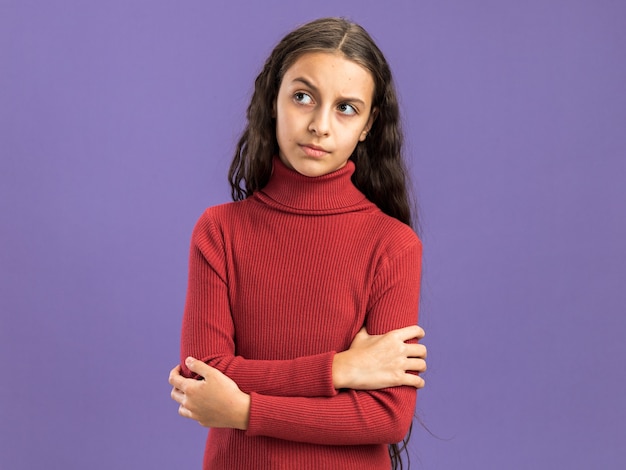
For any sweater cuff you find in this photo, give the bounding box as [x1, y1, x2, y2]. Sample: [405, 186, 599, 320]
[285, 350, 338, 398]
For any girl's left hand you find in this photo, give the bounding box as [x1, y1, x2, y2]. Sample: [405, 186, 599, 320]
[332, 326, 427, 390]
[169, 357, 250, 430]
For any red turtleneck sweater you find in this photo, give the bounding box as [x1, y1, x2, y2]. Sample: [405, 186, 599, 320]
[180, 158, 422, 470]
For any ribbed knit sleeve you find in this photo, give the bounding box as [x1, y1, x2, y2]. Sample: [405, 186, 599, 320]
[246, 238, 422, 445]
[180, 210, 338, 398]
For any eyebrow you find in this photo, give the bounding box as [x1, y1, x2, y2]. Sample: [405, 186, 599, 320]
[291, 77, 367, 107]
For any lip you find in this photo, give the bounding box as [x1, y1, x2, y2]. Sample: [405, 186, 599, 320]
[299, 144, 329, 158]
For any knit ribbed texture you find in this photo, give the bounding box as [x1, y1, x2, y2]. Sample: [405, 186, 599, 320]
[181, 157, 422, 469]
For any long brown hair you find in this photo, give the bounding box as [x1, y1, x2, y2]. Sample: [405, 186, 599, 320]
[228, 17, 415, 230]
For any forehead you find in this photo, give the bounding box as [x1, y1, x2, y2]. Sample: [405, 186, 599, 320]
[281, 52, 375, 101]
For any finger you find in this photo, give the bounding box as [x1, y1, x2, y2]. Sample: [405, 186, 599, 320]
[169, 365, 188, 390]
[168, 365, 182, 386]
[170, 387, 185, 405]
[168, 364, 180, 382]
[406, 343, 427, 359]
[185, 357, 213, 379]
[392, 325, 425, 342]
[401, 372, 425, 389]
[405, 358, 427, 373]
[415, 375, 426, 389]
[415, 325, 425, 340]
[178, 404, 192, 419]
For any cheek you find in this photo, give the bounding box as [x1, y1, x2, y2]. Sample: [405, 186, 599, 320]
[275, 118, 291, 150]
[342, 128, 366, 148]
[276, 112, 297, 142]
[275, 118, 286, 141]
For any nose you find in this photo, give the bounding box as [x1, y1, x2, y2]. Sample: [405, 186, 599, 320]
[308, 108, 331, 136]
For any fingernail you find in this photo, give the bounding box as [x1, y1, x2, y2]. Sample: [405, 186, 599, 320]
[185, 357, 194, 367]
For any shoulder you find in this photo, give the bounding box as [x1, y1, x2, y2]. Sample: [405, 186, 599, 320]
[193, 198, 255, 228]
[191, 200, 250, 246]
[361, 210, 422, 261]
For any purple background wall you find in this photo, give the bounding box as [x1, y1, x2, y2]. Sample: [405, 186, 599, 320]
[1, 1, 624, 468]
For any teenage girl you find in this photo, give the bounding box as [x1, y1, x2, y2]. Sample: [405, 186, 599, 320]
[169, 17, 427, 470]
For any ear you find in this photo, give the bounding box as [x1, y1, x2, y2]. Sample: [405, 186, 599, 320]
[359, 107, 378, 142]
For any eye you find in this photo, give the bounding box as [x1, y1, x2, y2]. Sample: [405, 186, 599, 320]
[294, 92, 313, 105]
[338, 103, 357, 116]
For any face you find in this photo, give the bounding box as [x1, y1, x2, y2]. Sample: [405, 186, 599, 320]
[274, 52, 377, 177]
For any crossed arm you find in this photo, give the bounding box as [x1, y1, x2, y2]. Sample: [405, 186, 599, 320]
[169, 324, 427, 430]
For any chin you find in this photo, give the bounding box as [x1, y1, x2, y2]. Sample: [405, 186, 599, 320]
[291, 162, 339, 178]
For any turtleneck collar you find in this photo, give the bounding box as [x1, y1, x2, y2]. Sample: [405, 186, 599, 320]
[256, 157, 367, 213]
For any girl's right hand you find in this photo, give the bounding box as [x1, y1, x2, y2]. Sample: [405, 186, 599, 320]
[332, 325, 427, 390]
